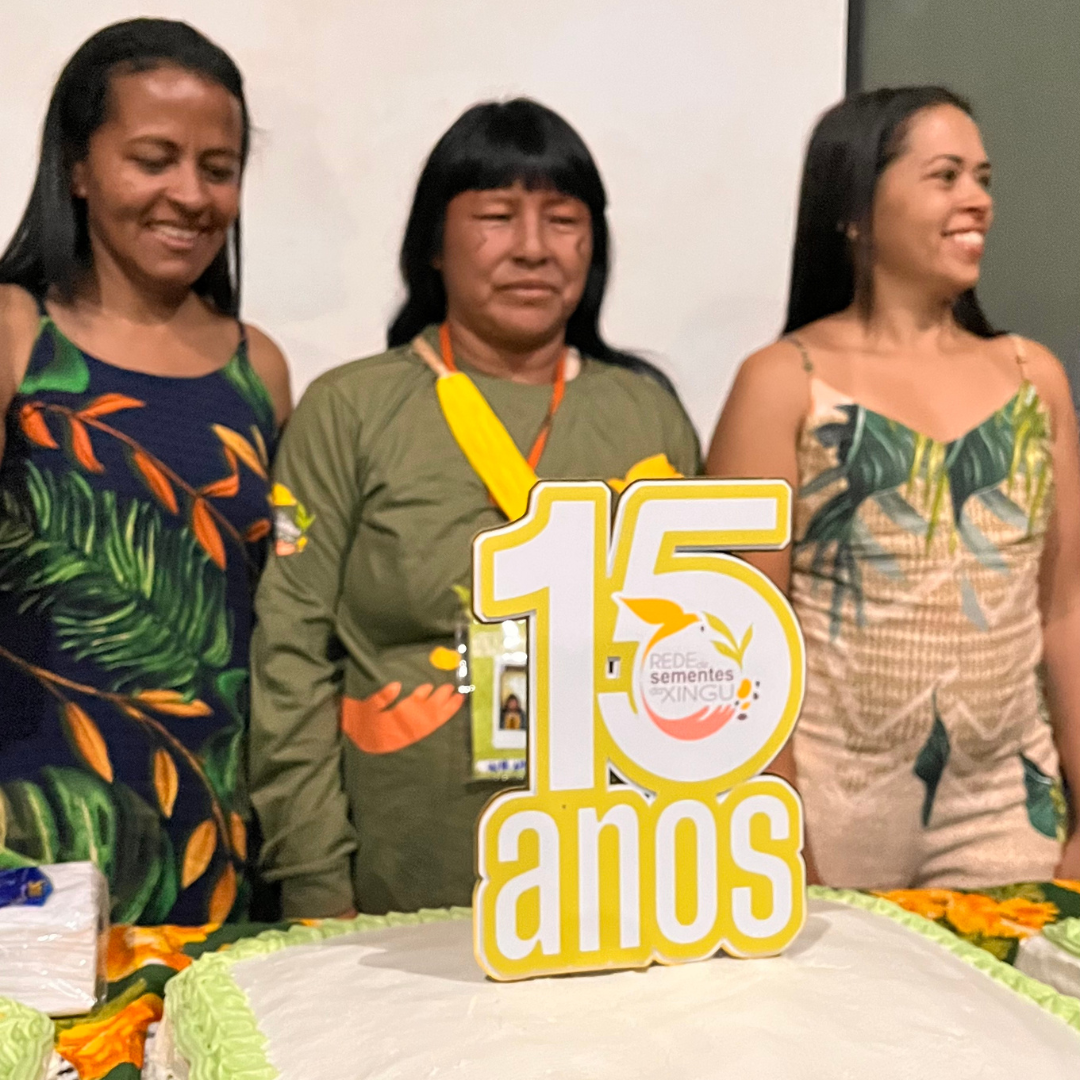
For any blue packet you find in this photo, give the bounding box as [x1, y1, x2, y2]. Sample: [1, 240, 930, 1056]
[0, 866, 53, 908]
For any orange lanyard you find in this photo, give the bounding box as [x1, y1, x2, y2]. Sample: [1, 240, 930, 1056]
[439, 323, 566, 472]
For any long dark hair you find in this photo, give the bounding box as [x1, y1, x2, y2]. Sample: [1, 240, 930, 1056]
[0, 18, 250, 317]
[388, 98, 676, 393]
[784, 86, 997, 337]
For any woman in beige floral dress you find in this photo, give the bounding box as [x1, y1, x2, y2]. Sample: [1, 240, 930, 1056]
[708, 87, 1080, 889]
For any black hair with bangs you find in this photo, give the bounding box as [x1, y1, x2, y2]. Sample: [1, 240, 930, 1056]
[388, 98, 675, 392]
[0, 18, 249, 316]
[785, 85, 996, 337]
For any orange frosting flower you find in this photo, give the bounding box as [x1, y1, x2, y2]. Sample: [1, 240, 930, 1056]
[874, 889, 955, 922]
[943, 894, 1015, 938]
[55, 992, 162, 1080]
[996, 897, 1059, 932]
[106, 923, 214, 982]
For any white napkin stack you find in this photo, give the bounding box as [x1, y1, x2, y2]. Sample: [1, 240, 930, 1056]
[0, 862, 108, 1016]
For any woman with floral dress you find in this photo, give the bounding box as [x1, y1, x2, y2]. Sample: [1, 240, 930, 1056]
[709, 87, 1080, 888]
[0, 18, 290, 924]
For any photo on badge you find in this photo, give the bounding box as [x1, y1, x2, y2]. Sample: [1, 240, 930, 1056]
[468, 618, 528, 780]
[493, 658, 528, 749]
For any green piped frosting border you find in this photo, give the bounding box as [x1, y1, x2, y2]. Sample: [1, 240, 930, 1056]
[0, 996, 54, 1080]
[811, 887, 1080, 1033]
[166, 907, 470, 1080]
[1044, 917, 1080, 960]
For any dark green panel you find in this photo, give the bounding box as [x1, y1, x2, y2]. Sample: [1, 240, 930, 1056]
[860, 0, 1080, 400]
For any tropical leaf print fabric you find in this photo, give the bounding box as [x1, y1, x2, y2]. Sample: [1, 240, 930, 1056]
[798, 381, 1050, 637]
[790, 369, 1064, 888]
[0, 316, 274, 924]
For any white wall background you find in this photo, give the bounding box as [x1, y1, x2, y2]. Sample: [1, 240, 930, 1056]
[0, 1, 846, 437]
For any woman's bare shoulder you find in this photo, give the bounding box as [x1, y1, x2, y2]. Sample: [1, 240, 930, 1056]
[0, 284, 41, 342]
[0, 283, 39, 320]
[726, 337, 812, 415]
[0, 285, 42, 397]
[244, 322, 293, 427]
[706, 336, 812, 477]
[1009, 336, 1075, 430]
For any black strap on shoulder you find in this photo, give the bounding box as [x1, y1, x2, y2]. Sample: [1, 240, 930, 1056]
[786, 333, 814, 374]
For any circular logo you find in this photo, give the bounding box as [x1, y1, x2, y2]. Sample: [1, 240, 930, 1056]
[634, 616, 760, 741]
[600, 557, 804, 788]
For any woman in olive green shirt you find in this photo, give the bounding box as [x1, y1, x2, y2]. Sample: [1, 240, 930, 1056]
[250, 99, 700, 918]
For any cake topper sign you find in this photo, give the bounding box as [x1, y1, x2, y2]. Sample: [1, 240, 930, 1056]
[473, 480, 807, 980]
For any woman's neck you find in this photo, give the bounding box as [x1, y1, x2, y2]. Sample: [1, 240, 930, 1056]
[850, 272, 966, 351]
[444, 316, 568, 385]
[70, 252, 197, 327]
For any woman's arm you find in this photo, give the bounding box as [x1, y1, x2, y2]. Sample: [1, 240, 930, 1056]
[245, 324, 293, 428]
[705, 341, 808, 587]
[1028, 343, 1080, 878]
[249, 375, 362, 917]
[0, 286, 44, 462]
[706, 340, 818, 877]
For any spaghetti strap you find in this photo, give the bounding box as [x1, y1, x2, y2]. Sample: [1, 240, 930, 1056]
[234, 320, 250, 361]
[786, 333, 814, 374]
[20, 293, 53, 378]
[1008, 332, 1027, 374]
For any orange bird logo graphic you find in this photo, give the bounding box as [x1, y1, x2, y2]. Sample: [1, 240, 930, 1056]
[618, 596, 755, 741]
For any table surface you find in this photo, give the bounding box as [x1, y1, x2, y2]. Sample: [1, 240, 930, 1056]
[46, 880, 1080, 1080]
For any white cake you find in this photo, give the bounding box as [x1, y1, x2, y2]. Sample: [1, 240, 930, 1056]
[153, 890, 1080, 1079]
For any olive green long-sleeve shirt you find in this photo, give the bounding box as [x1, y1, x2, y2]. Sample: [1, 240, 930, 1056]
[250, 329, 700, 917]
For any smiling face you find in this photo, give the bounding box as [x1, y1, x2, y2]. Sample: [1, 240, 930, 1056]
[437, 182, 593, 351]
[869, 104, 993, 299]
[70, 64, 244, 296]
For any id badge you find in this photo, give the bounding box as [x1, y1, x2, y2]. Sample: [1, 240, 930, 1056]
[459, 609, 528, 782]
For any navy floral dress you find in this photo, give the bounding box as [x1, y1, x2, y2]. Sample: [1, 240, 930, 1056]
[0, 306, 276, 924]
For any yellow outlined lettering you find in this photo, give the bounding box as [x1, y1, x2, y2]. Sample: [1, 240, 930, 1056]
[473, 480, 806, 980]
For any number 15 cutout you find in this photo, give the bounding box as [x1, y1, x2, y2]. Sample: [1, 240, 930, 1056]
[473, 479, 807, 981]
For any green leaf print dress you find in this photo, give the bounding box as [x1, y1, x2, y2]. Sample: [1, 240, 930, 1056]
[0, 309, 276, 924]
[790, 334, 1065, 888]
